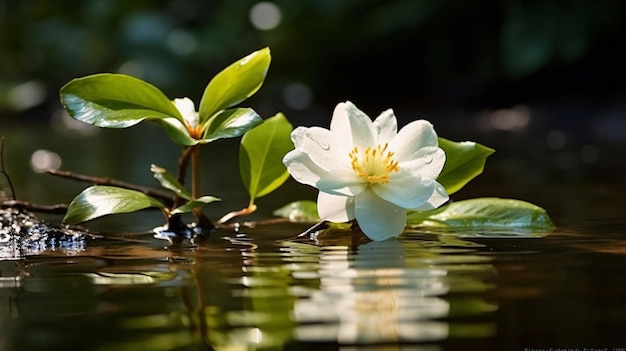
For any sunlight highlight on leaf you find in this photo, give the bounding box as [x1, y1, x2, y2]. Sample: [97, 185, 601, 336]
[240, 113, 293, 204]
[407, 198, 555, 230]
[63, 186, 165, 224]
[437, 138, 495, 194]
[198, 47, 271, 123]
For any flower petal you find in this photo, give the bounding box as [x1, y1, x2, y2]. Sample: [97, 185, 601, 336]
[373, 108, 397, 144]
[317, 192, 355, 222]
[282, 149, 326, 187]
[410, 181, 449, 211]
[290, 126, 348, 172]
[354, 188, 407, 241]
[389, 120, 439, 162]
[329, 101, 376, 149]
[317, 169, 366, 196]
[173, 97, 199, 127]
[398, 147, 446, 180]
[371, 170, 435, 209]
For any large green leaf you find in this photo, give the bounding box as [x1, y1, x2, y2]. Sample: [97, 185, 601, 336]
[150, 164, 191, 200]
[239, 113, 293, 201]
[63, 185, 166, 224]
[60, 73, 185, 128]
[201, 107, 263, 143]
[407, 198, 555, 230]
[437, 138, 495, 194]
[198, 48, 271, 123]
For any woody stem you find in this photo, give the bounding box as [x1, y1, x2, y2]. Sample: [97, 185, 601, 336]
[190, 146, 214, 230]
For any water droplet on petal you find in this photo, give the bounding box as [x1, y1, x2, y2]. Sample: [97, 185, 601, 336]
[306, 133, 330, 150]
[422, 155, 433, 164]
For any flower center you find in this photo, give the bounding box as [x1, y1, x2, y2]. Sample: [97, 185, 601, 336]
[349, 143, 400, 184]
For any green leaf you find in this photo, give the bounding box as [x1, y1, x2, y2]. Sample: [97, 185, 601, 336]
[150, 164, 191, 200]
[407, 198, 555, 230]
[198, 47, 271, 123]
[240, 113, 293, 202]
[438, 138, 495, 194]
[171, 196, 221, 215]
[201, 107, 263, 143]
[63, 186, 166, 224]
[273, 200, 319, 223]
[159, 118, 199, 146]
[60, 73, 185, 128]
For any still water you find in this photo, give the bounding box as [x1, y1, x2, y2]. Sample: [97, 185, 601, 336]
[1, 123, 625, 350]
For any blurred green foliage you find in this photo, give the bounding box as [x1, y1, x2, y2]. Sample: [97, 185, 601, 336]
[1, 0, 624, 117]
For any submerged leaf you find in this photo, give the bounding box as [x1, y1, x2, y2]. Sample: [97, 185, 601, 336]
[407, 198, 555, 230]
[59, 73, 184, 128]
[273, 200, 319, 223]
[63, 186, 165, 224]
[437, 138, 494, 194]
[240, 113, 293, 202]
[198, 48, 271, 123]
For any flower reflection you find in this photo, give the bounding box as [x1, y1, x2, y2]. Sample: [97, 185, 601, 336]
[205, 231, 496, 349]
[294, 239, 452, 343]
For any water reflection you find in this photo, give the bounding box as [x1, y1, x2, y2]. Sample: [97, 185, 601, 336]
[0, 226, 499, 350]
[293, 239, 451, 344]
[205, 229, 497, 349]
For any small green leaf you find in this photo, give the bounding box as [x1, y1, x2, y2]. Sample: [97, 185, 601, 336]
[171, 196, 221, 215]
[240, 113, 293, 202]
[198, 47, 271, 123]
[60, 73, 185, 128]
[150, 164, 191, 200]
[273, 200, 319, 223]
[159, 118, 199, 146]
[407, 198, 555, 230]
[438, 138, 495, 194]
[63, 186, 166, 224]
[201, 107, 263, 143]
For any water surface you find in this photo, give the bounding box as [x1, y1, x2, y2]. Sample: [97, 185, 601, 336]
[1, 123, 625, 350]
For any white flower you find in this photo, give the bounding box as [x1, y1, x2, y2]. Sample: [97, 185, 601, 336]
[173, 97, 199, 128]
[283, 101, 449, 241]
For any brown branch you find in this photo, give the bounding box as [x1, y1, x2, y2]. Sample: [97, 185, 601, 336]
[47, 169, 176, 206]
[0, 137, 17, 200]
[178, 146, 194, 185]
[1, 200, 68, 214]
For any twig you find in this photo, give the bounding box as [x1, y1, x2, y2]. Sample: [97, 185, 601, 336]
[0, 137, 17, 200]
[296, 220, 328, 238]
[178, 146, 194, 185]
[0, 200, 68, 214]
[47, 169, 176, 205]
[217, 204, 258, 225]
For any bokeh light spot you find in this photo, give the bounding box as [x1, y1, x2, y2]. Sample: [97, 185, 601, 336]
[547, 130, 566, 150]
[249, 2, 282, 30]
[283, 82, 313, 110]
[30, 150, 62, 173]
[580, 145, 599, 164]
[489, 105, 530, 132]
[167, 29, 197, 56]
[7, 80, 47, 111]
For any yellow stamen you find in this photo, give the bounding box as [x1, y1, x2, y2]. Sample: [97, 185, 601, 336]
[349, 143, 400, 184]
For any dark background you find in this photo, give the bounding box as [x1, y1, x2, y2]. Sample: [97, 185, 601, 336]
[1, 0, 625, 187]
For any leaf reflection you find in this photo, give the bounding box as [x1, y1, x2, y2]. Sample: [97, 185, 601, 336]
[222, 232, 499, 347]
